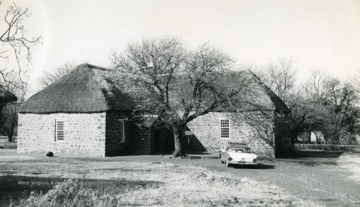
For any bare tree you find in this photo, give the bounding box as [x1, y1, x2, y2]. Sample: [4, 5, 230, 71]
[255, 59, 329, 145]
[0, 2, 41, 90]
[1, 102, 17, 142]
[0, 2, 41, 141]
[303, 70, 327, 101]
[257, 58, 297, 100]
[39, 63, 74, 88]
[111, 37, 250, 157]
[350, 69, 360, 97]
[321, 78, 359, 144]
[295, 71, 359, 144]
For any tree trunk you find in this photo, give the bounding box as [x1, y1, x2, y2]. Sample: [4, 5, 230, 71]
[331, 124, 341, 144]
[315, 133, 319, 144]
[7, 121, 15, 142]
[171, 124, 185, 158]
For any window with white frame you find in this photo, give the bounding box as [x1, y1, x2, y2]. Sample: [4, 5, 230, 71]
[220, 119, 230, 139]
[119, 120, 125, 142]
[55, 120, 64, 141]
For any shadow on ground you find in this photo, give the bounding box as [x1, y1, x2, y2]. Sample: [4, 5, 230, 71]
[297, 160, 338, 167]
[230, 163, 275, 169]
[295, 150, 344, 158]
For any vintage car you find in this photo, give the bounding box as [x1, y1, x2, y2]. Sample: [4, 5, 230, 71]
[220, 143, 258, 167]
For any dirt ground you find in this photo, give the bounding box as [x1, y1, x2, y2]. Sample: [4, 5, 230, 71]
[1, 150, 359, 206]
[147, 154, 360, 207]
[198, 157, 360, 207]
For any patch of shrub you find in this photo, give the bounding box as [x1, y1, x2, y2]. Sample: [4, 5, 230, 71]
[12, 179, 163, 207]
[46, 152, 54, 157]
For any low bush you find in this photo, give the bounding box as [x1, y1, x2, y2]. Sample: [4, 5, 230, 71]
[46, 152, 54, 157]
[295, 143, 360, 152]
[11, 179, 162, 207]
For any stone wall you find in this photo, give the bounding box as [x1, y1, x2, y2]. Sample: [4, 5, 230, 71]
[105, 111, 131, 156]
[18, 113, 106, 157]
[18, 110, 279, 158]
[187, 111, 275, 158]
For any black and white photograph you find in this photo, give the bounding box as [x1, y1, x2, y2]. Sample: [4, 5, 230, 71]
[0, 0, 360, 206]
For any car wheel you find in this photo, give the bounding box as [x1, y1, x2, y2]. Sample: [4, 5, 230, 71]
[220, 155, 224, 163]
[225, 160, 230, 167]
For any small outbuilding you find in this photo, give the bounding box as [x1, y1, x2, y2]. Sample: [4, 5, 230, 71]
[18, 64, 172, 156]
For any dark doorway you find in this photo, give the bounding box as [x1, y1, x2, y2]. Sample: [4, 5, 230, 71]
[153, 129, 161, 154]
[152, 128, 174, 154]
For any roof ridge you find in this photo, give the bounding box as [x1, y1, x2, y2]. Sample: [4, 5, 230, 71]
[80, 63, 110, 71]
[247, 69, 290, 113]
[19, 63, 122, 113]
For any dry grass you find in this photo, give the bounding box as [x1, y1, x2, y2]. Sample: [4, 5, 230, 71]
[338, 152, 360, 183]
[0, 139, 17, 149]
[5, 161, 324, 207]
[10, 179, 162, 207]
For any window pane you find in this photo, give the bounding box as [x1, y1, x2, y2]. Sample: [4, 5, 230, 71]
[221, 120, 229, 127]
[56, 120, 64, 141]
[220, 119, 230, 139]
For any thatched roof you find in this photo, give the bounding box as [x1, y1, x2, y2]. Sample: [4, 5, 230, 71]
[20, 64, 137, 114]
[212, 70, 290, 113]
[20, 63, 289, 114]
[0, 85, 17, 104]
[246, 70, 290, 113]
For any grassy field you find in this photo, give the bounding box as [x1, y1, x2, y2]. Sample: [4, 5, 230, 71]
[338, 153, 360, 183]
[0, 138, 16, 149]
[0, 152, 325, 207]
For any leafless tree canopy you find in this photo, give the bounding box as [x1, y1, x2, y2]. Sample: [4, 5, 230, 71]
[0, 2, 41, 141]
[0, 2, 41, 92]
[258, 58, 297, 100]
[303, 70, 327, 101]
[255, 58, 360, 145]
[39, 63, 74, 88]
[111, 37, 249, 156]
[350, 69, 360, 96]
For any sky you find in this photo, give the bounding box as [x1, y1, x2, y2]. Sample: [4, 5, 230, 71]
[2, 0, 360, 96]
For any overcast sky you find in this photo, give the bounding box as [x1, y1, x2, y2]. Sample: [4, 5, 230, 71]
[3, 0, 360, 95]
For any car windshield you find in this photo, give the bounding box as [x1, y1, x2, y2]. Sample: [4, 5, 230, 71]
[227, 148, 251, 153]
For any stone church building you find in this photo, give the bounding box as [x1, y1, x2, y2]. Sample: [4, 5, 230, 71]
[18, 64, 290, 158]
